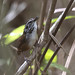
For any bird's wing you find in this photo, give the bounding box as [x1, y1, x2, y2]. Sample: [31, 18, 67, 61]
[18, 33, 26, 49]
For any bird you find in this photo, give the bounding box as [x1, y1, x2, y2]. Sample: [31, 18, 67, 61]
[17, 17, 38, 55]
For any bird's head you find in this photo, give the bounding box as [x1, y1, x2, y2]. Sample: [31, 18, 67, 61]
[24, 17, 38, 34]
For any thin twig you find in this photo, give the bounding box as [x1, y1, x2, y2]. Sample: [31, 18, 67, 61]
[62, 40, 75, 75]
[44, 0, 57, 40]
[69, 0, 75, 13]
[33, 39, 52, 75]
[52, 0, 74, 35]
[0, 0, 6, 32]
[34, 0, 48, 74]
[38, 0, 47, 37]
[0, 0, 3, 17]
[42, 24, 75, 73]
[49, 32, 68, 55]
[10, 45, 18, 51]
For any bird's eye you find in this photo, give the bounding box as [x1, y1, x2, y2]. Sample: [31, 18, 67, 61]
[25, 26, 28, 29]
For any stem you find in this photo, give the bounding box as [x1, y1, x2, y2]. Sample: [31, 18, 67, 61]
[42, 24, 75, 73]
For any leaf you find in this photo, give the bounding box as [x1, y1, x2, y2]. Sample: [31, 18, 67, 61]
[43, 16, 75, 25]
[4, 25, 25, 45]
[42, 48, 57, 63]
[38, 70, 41, 75]
[50, 63, 71, 75]
[44, 48, 57, 63]
[52, 16, 75, 23]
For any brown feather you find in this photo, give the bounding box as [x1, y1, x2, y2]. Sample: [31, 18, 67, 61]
[17, 34, 30, 54]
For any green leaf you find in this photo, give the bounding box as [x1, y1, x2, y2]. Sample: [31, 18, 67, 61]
[38, 70, 41, 75]
[43, 16, 75, 25]
[51, 63, 71, 75]
[4, 25, 25, 45]
[38, 66, 45, 75]
[44, 48, 57, 63]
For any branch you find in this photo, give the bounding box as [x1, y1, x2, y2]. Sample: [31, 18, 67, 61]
[38, 0, 47, 37]
[42, 24, 75, 73]
[49, 32, 68, 55]
[44, 0, 57, 40]
[0, 0, 5, 32]
[62, 40, 75, 75]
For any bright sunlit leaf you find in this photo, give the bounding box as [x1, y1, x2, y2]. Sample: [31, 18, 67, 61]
[4, 25, 25, 45]
[44, 49, 57, 63]
[43, 16, 75, 25]
[38, 70, 41, 75]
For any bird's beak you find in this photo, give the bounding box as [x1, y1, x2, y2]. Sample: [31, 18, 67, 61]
[34, 17, 39, 22]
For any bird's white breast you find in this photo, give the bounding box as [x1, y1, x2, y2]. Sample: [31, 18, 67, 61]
[28, 22, 38, 48]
